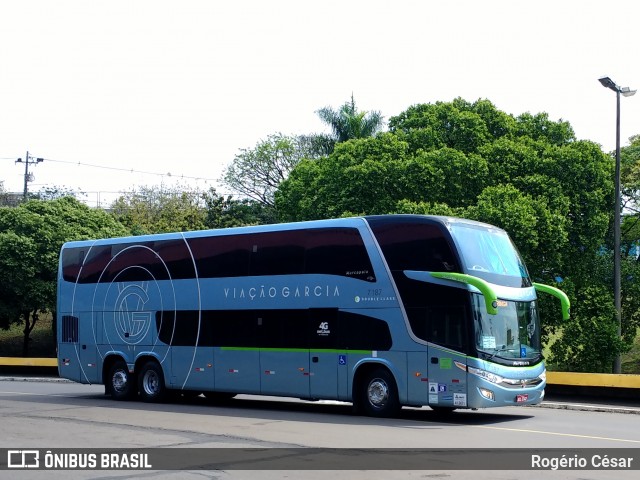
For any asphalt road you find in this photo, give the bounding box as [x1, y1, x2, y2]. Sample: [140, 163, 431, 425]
[1, 377, 639, 480]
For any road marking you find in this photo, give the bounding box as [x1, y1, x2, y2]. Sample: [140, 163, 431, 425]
[472, 425, 640, 444]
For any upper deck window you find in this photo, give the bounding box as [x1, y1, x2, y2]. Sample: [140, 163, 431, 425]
[449, 223, 531, 288]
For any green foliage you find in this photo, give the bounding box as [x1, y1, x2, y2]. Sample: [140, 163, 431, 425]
[110, 184, 208, 234]
[388, 97, 513, 154]
[513, 112, 576, 146]
[0, 197, 128, 355]
[276, 97, 628, 372]
[222, 133, 315, 207]
[203, 189, 276, 228]
[548, 285, 622, 372]
[31, 185, 85, 201]
[315, 94, 384, 145]
[621, 135, 640, 252]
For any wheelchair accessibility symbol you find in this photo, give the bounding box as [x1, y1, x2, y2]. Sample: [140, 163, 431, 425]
[338, 355, 347, 365]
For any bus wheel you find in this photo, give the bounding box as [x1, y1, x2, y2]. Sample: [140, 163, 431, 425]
[138, 361, 166, 403]
[359, 368, 400, 418]
[108, 360, 135, 400]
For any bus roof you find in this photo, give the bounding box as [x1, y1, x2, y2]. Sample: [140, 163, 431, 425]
[61, 214, 502, 249]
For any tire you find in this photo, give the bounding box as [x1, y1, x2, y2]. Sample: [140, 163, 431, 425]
[357, 367, 400, 418]
[138, 360, 167, 403]
[108, 360, 135, 400]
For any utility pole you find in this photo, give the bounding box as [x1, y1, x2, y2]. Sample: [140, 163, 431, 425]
[598, 76, 636, 373]
[15, 151, 43, 201]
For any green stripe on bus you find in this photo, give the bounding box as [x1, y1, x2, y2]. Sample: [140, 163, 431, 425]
[220, 347, 371, 355]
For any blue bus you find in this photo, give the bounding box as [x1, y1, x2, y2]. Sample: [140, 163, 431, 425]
[57, 215, 569, 417]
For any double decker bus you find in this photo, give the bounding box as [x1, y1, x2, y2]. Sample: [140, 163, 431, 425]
[57, 215, 569, 417]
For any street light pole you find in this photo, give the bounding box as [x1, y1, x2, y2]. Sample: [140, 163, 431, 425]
[598, 76, 636, 374]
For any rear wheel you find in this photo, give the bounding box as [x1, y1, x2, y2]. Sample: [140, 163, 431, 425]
[108, 360, 135, 400]
[357, 367, 400, 418]
[138, 361, 167, 403]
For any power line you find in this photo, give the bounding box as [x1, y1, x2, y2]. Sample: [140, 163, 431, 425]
[42, 157, 220, 183]
[1, 155, 222, 183]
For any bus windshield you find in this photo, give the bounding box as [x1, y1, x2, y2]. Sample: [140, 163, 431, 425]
[471, 294, 541, 362]
[449, 223, 530, 287]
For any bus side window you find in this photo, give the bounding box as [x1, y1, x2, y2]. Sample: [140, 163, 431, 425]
[189, 235, 251, 277]
[250, 231, 306, 276]
[258, 310, 308, 349]
[426, 306, 467, 351]
[306, 228, 375, 282]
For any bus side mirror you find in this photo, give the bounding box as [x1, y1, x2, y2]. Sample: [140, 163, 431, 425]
[533, 283, 570, 320]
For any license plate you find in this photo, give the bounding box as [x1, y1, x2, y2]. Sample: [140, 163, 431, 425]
[516, 394, 529, 403]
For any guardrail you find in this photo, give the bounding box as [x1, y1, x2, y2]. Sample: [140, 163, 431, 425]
[0, 357, 58, 367]
[547, 371, 640, 389]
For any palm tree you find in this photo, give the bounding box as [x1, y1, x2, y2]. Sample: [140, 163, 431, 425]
[316, 95, 384, 144]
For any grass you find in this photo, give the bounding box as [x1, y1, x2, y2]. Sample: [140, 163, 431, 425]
[0, 314, 56, 357]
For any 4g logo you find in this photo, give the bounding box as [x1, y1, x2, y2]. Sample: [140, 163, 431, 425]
[316, 321, 330, 336]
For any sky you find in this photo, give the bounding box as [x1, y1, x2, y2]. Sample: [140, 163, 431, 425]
[1, 0, 639, 207]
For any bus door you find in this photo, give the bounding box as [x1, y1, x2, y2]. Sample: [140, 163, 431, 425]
[308, 309, 339, 400]
[258, 310, 309, 398]
[425, 305, 469, 409]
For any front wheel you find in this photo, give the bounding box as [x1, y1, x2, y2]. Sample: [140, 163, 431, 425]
[357, 368, 400, 418]
[108, 360, 135, 400]
[138, 361, 167, 403]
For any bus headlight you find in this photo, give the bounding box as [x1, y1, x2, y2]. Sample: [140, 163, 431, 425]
[538, 371, 546, 383]
[468, 366, 504, 384]
[479, 388, 495, 401]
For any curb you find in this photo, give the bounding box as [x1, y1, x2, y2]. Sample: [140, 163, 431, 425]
[537, 401, 640, 415]
[0, 376, 73, 384]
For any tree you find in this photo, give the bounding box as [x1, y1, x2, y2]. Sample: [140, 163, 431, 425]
[221, 133, 315, 210]
[31, 185, 86, 201]
[0, 197, 128, 356]
[276, 98, 624, 371]
[110, 184, 208, 235]
[621, 135, 640, 253]
[202, 188, 275, 228]
[388, 97, 513, 154]
[316, 95, 384, 145]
